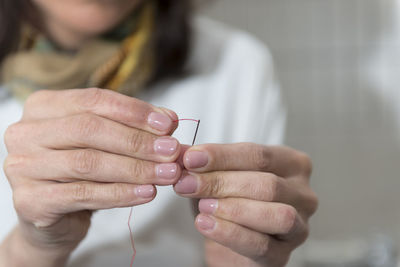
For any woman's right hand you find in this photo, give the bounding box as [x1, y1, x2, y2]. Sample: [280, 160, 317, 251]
[2, 88, 181, 266]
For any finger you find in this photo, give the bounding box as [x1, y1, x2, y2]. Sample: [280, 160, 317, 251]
[22, 88, 178, 135]
[5, 150, 182, 186]
[204, 239, 289, 267]
[195, 214, 288, 264]
[204, 239, 255, 267]
[8, 114, 180, 162]
[177, 144, 191, 168]
[13, 182, 156, 228]
[174, 171, 296, 204]
[183, 143, 312, 177]
[199, 198, 305, 239]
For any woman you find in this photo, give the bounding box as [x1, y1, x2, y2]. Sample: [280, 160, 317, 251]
[0, 0, 318, 266]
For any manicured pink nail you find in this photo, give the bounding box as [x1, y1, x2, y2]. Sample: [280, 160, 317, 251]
[148, 112, 172, 131]
[184, 151, 208, 169]
[156, 163, 178, 180]
[199, 199, 218, 214]
[196, 214, 216, 231]
[154, 137, 178, 156]
[135, 185, 155, 198]
[174, 175, 198, 194]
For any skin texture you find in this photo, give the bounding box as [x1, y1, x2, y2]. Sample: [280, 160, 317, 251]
[1, 88, 181, 267]
[0, 1, 318, 266]
[176, 144, 318, 266]
[1, 89, 317, 267]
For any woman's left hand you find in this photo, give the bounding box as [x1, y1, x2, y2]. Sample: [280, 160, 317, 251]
[174, 143, 318, 267]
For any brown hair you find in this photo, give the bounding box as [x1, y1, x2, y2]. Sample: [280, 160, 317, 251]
[0, 0, 191, 84]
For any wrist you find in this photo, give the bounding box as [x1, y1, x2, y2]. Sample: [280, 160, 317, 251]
[0, 226, 73, 267]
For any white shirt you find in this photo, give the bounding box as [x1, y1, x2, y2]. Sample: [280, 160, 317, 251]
[0, 17, 286, 267]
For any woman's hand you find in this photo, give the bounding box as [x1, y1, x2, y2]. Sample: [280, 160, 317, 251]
[174, 143, 318, 267]
[2, 88, 181, 267]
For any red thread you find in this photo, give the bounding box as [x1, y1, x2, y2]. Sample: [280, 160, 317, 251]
[127, 118, 200, 267]
[128, 207, 136, 267]
[173, 119, 199, 122]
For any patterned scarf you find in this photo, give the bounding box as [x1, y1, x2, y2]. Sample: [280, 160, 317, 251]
[1, 2, 155, 101]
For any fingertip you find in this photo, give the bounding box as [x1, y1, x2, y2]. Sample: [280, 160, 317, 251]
[134, 185, 157, 199]
[177, 144, 191, 167]
[196, 214, 217, 232]
[147, 111, 174, 134]
[183, 149, 209, 170]
[160, 107, 178, 122]
[174, 173, 198, 195]
[155, 162, 182, 185]
[199, 199, 218, 215]
[154, 136, 181, 160]
[159, 107, 179, 134]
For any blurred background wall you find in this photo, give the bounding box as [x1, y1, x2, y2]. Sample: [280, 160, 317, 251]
[202, 0, 400, 265]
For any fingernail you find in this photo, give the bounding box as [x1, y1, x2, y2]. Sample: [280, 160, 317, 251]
[135, 185, 155, 198]
[156, 163, 178, 180]
[196, 214, 216, 231]
[174, 174, 198, 194]
[154, 137, 178, 156]
[148, 112, 172, 132]
[184, 151, 208, 169]
[199, 199, 218, 214]
[160, 108, 178, 122]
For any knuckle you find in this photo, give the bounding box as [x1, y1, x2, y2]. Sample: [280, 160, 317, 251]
[126, 131, 146, 153]
[253, 237, 270, 259]
[277, 205, 298, 235]
[3, 154, 27, 179]
[24, 90, 49, 110]
[236, 181, 252, 197]
[268, 175, 280, 201]
[260, 174, 280, 201]
[226, 202, 243, 219]
[226, 222, 242, 240]
[253, 145, 271, 170]
[70, 149, 100, 176]
[72, 183, 94, 203]
[79, 88, 105, 111]
[110, 184, 126, 204]
[4, 122, 23, 149]
[256, 206, 272, 224]
[204, 144, 226, 169]
[74, 114, 103, 139]
[129, 159, 147, 182]
[202, 173, 225, 197]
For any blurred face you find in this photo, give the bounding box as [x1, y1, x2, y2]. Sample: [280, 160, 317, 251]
[32, 0, 142, 48]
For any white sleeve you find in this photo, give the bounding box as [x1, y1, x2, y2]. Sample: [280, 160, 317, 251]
[205, 32, 287, 145]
